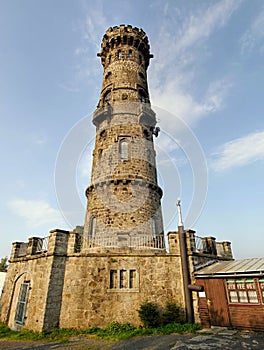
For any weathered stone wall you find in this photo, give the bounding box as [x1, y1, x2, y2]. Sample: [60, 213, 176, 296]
[90, 122, 157, 184]
[83, 25, 164, 245]
[1, 246, 185, 331]
[1, 228, 233, 331]
[0, 229, 69, 331]
[59, 251, 184, 329]
[0, 255, 53, 331]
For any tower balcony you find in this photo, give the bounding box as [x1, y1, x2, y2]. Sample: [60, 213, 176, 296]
[93, 102, 156, 128]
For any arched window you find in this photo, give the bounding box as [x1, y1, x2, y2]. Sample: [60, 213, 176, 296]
[89, 217, 96, 238]
[119, 139, 129, 161]
[128, 50, 133, 59]
[14, 281, 30, 325]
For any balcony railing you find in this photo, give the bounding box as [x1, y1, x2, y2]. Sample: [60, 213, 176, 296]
[194, 235, 217, 255]
[86, 234, 165, 251]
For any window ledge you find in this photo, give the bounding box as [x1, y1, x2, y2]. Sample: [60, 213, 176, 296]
[107, 288, 139, 293]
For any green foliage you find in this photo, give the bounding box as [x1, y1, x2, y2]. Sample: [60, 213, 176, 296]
[0, 323, 12, 337]
[156, 322, 201, 334]
[137, 301, 161, 328]
[0, 324, 81, 342]
[0, 324, 43, 341]
[40, 328, 81, 341]
[97, 321, 137, 340]
[0, 257, 8, 272]
[162, 301, 185, 325]
[0, 319, 201, 342]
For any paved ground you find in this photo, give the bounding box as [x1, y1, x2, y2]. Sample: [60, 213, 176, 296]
[0, 328, 263, 349]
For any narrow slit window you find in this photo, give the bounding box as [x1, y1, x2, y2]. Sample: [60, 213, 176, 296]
[110, 270, 117, 289]
[151, 217, 157, 237]
[129, 270, 136, 288]
[103, 90, 111, 105]
[117, 50, 122, 59]
[128, 50, 133, 59]
[14, 282, 30, 325]
[90, 217, 96, 239]
[119, 139, 129, 161]
[138, 90, 146, 102]
[120, 269, 126, 289]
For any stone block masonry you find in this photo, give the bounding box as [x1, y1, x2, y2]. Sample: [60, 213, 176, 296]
[0, 227, 232, 330]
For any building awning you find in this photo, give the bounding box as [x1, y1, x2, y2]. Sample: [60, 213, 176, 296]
[194, 258, 264, 278]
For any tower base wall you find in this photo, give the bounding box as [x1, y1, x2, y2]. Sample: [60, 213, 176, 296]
[1, 247, 185, 330]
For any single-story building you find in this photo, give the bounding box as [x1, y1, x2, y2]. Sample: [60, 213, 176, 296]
[195, 258, 264, 331]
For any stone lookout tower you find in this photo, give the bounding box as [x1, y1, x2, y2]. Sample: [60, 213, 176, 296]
[0, 24, 234, 332]
[83, 25, 164, 249]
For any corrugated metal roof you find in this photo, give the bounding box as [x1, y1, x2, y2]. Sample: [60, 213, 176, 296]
[195, 258, 264, 277]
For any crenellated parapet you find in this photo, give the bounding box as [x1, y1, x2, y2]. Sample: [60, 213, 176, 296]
[168, 230, 233, 262]
[96, 25, 154, 110]
[9, 228, 84, 261]
[97, 25, 153, 69]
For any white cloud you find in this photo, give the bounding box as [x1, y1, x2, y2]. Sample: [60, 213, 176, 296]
[211, 131, 264, 171]
[152, 0, 241, 75]
[240, 6, 264, 55]
[173, 0, 241, 54]
[150, 0, 240, 127]
[74, 2, 108, 77]
[8, 199, 66, 229]
[151, 77, 232, 127]
[77, 144, 94, 180]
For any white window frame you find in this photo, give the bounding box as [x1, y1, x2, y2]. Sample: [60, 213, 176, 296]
[14, 281, 30, 325]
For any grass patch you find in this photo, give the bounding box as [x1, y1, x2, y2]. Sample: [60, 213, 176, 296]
[0, 324, 84, 342]
[0, 321, 201, 342]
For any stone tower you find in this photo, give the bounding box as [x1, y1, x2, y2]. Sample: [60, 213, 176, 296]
[83, 25, 164, 249]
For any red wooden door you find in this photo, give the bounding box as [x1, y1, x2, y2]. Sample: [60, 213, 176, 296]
[204, 279, 230, 326]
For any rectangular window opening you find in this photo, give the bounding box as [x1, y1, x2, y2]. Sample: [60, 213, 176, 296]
[226, 278, 259, 304]
[110, 270, 117, 289]
[120, 269, 126, 289]
[109, 269, 138, 291]
[259, 279, 264, 303]
[129, 269, 136, 289]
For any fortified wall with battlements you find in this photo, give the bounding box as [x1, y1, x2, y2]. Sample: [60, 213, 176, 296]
[1, 226, 232, 331]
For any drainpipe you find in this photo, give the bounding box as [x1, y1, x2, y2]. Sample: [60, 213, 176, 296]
[177, 199, 194, 324]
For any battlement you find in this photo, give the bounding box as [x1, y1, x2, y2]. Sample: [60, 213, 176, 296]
[10, 228, 83, 260]
[98, 24, 153, 68]
[168, 230, 233, 269]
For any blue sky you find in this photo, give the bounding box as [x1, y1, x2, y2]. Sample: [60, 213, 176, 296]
[1, 0, 264, 259]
